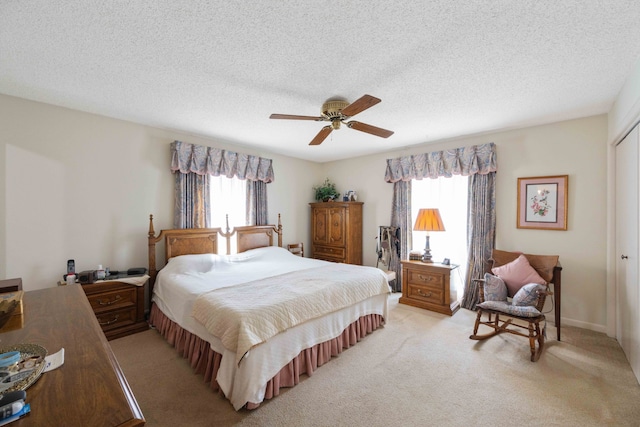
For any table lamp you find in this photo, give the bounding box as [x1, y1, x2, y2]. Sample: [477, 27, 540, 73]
[413, 208, 445, 263]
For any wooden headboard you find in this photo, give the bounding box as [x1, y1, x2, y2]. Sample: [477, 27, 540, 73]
[147, 214, 283, 296]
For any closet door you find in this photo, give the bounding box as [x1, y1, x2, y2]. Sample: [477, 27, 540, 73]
[616, 125, 640, 383]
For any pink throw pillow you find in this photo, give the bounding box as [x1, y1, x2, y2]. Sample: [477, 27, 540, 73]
[491, 254, 546, 296]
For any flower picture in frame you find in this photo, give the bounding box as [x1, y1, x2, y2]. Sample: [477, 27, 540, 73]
[517, 175, 568, 230]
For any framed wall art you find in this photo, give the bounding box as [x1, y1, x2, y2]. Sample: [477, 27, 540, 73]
[517, 175, 568, 230]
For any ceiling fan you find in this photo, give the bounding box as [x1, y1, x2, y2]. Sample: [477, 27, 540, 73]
[269, 94, 394, 145]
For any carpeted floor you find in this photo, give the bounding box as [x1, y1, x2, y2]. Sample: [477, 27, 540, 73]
[110, 294, 640, 426]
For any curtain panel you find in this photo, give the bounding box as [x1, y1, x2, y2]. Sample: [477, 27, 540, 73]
[247, 180, 268, 226]
[390, 180, 412, 290]
[384, 142, 497, 182]
[174, 173, 211, 229]
[170, 140, 274, 183]
[461, 172, 497, 310]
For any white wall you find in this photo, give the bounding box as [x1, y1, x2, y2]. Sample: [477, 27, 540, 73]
[0, 94, 321, 290]
[322, 115, 608, 331]
[0, 93, 610, 332]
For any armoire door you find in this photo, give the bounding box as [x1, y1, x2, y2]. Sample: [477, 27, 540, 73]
[327, 207, 346, 246]
[312, 208, 329, 245]
[616, 125, 640, 383]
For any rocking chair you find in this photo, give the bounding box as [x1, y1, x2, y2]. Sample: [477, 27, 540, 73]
[469, 250, 561, 362]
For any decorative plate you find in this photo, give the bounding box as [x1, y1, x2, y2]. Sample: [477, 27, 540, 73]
[0, 343, 47, 394]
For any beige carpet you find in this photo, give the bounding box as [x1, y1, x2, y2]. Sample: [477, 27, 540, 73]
[110, 295, 640, 426]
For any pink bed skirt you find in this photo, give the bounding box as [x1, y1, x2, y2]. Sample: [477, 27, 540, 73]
[149, 303, 384, 409]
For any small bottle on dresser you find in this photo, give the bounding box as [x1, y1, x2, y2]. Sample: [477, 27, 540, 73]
[96, 265, 106, 280]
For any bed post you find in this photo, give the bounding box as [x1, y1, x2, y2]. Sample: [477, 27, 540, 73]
[219, 214, 235, 255]
[148, 214, 158, 298]
[276, 213, 283, 247]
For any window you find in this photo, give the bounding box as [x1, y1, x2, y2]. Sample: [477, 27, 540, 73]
[411, 175, 468, 298]
[209, 175, 247, 229]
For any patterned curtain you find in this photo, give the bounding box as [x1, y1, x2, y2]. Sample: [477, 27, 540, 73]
[385, 143, 497, 182]
[385, 143, 497, 304]
[247, 180, 268, 226]
[461, 172, 496, 309]
[390, 180, 412, 291]
[170, 140, 273, 227]
[170, 140, 274, 182]
[173, 172, 211, 229]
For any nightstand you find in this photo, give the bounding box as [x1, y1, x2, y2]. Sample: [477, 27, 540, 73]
[81, 275, 149, 340]
[399, 260, 460, 316]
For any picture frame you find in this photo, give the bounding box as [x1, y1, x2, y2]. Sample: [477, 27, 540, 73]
[517, 175, 568, 230]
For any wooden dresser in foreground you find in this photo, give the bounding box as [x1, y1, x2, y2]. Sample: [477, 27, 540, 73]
[400, 260, 460, 316]
[0, 284, 145, 426]
[81, 275, 149, 340]
[310, 201, 363, 265]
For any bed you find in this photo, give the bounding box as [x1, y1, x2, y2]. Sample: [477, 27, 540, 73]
[146, 214, 391, 410]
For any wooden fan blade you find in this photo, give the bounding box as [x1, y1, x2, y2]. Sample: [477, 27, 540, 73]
[309, 126, 333, 145]
[340, 94, 381, 117]
[270, 113, 325, 121]
[346, 121, 394, 138]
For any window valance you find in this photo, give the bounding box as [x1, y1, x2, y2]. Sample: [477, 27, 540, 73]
[384, 142, 497, 182]
[170, 140, 274, 183]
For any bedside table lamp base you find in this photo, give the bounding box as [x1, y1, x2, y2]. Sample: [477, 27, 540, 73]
[422, 234, 433, 263]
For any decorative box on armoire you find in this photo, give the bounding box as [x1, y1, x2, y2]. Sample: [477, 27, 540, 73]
[310, 201, 363, 265]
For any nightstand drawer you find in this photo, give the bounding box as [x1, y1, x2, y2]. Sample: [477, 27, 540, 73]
[406, 269, 444, 287]
[95, 306, 137, 331]
[86, 287, 136, 312]
[407, 283, 444, 305]
[313, 245, 346, 261]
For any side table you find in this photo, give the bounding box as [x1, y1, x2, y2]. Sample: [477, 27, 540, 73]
[399, 260, 460, 316]
[81, 275, 149, 340]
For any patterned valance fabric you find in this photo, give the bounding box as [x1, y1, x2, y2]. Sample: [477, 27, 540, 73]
[170, 140, 274, 183]
[384, 142, 497, 182]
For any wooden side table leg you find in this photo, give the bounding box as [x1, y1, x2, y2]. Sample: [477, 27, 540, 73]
[555, 279, 561, 341]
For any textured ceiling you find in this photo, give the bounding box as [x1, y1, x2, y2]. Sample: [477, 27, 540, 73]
[2, 1, 640, 162]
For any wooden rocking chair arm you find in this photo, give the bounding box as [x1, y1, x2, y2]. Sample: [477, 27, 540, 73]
[534, 291, 550, 311]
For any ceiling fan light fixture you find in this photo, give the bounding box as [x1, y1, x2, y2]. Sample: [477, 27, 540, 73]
[322, 99, 350, 119]
[331, 120, 341, 130]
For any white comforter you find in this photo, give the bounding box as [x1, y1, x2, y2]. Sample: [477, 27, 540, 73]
[152, 246, 390, 409]
[193, 263, 390, 365]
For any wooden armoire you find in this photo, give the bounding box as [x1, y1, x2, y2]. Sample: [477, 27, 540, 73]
[310, 201, 363, 265]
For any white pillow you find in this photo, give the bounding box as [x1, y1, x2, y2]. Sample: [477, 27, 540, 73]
[165, 253, 220, 274]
